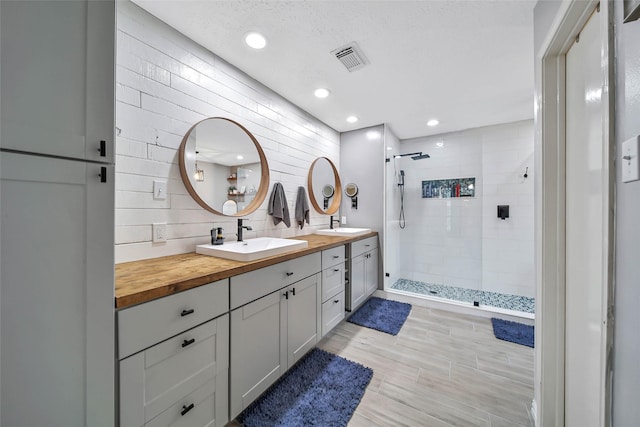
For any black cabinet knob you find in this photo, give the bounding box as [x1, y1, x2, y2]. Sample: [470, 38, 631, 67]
[180, 309, 195, 317]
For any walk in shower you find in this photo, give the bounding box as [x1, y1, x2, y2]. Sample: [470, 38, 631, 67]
[384, 121, 535, 318]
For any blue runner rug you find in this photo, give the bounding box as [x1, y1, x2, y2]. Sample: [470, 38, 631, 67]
[347, 296, 412, 335]
[491, 318, 534, 348]
[240, 348, 372, 427]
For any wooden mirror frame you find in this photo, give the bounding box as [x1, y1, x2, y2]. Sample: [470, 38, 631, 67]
[307, 157, 342, 215]
[178, 117, 270, 216]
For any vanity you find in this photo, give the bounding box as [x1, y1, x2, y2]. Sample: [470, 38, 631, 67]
[115, 232, 379, 426]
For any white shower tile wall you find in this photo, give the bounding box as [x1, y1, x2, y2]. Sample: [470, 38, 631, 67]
[114, 1, 340, 263]
[391, 120, 534, 299]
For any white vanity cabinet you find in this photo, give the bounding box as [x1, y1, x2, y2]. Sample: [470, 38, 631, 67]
[229, 253, 321, 419]
[118, 280, 229, 427]
[348, 236, 379, 312]
[321, 245, 346, 337]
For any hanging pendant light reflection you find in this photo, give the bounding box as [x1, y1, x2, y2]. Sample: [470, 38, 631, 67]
[194, 151, 204, 182]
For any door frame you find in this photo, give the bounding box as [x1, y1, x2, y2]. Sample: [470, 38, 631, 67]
[535, 1, 615, 426]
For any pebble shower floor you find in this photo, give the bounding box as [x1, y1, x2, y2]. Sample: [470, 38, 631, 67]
[390, 278, 535, 314]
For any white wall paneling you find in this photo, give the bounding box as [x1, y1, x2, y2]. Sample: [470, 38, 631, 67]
[115, 1, 340, 262]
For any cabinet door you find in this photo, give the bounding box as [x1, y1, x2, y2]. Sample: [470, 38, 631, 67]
[351, 253, 367, 310]
[286, 274, 319, 367]
[120, 316, 229, 427]
[230, 292, 285, 419]
[365, 248, 379, 297]
[0, 152, 114, 427]
[0, 0, 115, 161]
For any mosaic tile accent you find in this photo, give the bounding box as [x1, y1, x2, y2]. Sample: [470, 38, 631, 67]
[390, 278, 535, 314]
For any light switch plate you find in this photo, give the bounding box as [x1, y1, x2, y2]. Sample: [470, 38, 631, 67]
[622, 135, 640, 183]
[153, 180, 167, 200]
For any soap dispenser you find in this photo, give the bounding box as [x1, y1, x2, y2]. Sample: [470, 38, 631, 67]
[211, 227, 225, 245]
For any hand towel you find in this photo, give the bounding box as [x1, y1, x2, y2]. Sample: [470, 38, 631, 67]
[295, 186, 310, 229]
[268, 182, 291, 227]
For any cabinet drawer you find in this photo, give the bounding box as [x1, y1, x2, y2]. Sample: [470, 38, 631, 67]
[322, 291, 345, 337]
[118, 279, 229, 359]
[351, 236, 378, 257]
[120, 315, 229, 427]
[321, 264, 345, 303]
[145, 379, 218, 427]
[321, 245, 345, 269]
[231, 253, 321, 309]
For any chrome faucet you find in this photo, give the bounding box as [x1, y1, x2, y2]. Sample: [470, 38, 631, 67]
[329, 215, 341, 230]
[237, 218, 252, 242]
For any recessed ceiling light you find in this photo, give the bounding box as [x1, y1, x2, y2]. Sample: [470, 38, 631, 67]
[245, 32, 267, 49]
[314, 88, 330, 98]
[387, 147, 392, 150]
[427, 119, 439, 127]
[236, 155, 244, 160]
[346, 116, 358, 123]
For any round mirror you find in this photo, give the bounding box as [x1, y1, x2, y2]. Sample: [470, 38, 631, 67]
[307, 157, 342, 215]
[345, 183, 358, 197]
[179, 117, 270, 216]
[322, 184, 335, 198]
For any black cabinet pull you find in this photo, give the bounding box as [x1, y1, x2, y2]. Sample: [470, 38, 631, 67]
[334, 299, 340, 303]
[332, 255, 340, 259]
[181, 338, 195, 348]
[283, 291, 289, 300]
[291, 287, 296, 296]
[286, 272, 294, 277]
[180, 309, 195, 317]
[180, 403, 195, 416]
[98, 140, 106, 157]
[334, 268, 340, 272]
[99, 166, 107, 183]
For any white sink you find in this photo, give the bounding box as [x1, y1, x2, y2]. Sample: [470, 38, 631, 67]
[314, 227, 372, 237]
[196, 237, 308, 262]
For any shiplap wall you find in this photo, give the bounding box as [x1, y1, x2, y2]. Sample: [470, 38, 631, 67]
[115, 1, 339, 263]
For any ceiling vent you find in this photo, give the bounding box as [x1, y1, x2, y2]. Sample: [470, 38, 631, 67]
[331, 42, 369, 72]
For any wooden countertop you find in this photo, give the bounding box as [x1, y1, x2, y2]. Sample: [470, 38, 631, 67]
[115, 232, 378, 309]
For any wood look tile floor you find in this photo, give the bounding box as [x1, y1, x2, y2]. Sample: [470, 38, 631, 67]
[231, 294, 534, 426]
[321, 297, 535, 427]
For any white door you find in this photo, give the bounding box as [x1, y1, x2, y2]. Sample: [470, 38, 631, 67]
[0, 152, 115, 426]
[564, 7, 607, 426]
[0, 0, 114, 162]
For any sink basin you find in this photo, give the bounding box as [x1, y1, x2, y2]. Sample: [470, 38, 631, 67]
[196, 237, 308, 262]
[314, 227, 372, 237]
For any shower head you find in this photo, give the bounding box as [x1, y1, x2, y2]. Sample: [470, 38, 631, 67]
[393, 151, 430, 160]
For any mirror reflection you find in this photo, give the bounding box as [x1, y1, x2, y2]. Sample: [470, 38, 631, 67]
[307, 157, 342, 215]
[179, 117, 269, 216]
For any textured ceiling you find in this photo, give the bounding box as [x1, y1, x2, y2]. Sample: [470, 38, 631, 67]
[132, 0, 535, 140]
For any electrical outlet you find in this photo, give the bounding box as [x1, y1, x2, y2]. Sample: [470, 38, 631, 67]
[341, 216, 347, 224]
[152, 223, 167, 243]
[153, 180, 167, 200]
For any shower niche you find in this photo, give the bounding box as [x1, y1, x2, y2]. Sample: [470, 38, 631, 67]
[421, 177, 475, 198]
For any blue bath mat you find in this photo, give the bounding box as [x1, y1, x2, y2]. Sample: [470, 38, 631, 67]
[240, 348, 372, 427]
[491, 318, 534, 348]
[347, 296, 412, 335]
